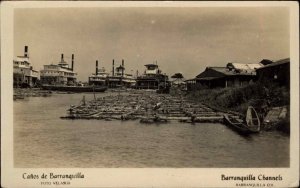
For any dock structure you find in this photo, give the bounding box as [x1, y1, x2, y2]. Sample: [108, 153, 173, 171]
[61, 91, 228, 123]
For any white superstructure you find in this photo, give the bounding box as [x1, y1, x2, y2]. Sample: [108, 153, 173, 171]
[40, 54, 77, 85]
[13, 46, 39, 87]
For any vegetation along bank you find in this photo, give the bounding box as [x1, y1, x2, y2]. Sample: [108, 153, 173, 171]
[184, 82, 290, 133]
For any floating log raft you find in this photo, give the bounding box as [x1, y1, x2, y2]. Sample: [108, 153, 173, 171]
[61, 91, 231, 123]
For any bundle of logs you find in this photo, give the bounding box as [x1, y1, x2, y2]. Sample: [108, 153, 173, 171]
[61, 91, 231, 124]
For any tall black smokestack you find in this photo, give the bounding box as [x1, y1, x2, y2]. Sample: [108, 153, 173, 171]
[71, 54, 74, 71]
[112, 59, 115, 76]
[96, 60, 98, 75]
[122, 59, 124, 77]
[24, 46, 28, 57]
[61, 54, 64, 62]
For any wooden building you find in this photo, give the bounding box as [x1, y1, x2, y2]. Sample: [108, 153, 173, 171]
[189, 62, 263, 90]
[256, 58, 290, 87]
[185, 78, 197, 91]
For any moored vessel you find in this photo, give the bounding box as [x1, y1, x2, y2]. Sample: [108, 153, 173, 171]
[223, 106, 260, 135]
[107, 59, 136, 88]
[88, 60, 109, 87]
[135, 62, 170, 93]
[40, 54, 77, 86]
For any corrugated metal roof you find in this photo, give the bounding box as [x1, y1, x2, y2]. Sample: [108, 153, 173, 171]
[229, 63, 263, 70]
[195, 62, 263, 79]
[208, 67, 256, 76]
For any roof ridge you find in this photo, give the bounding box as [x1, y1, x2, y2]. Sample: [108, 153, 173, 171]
[274, 57, 290, 62]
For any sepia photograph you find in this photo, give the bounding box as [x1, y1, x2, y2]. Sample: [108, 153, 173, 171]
[1, 1, 299, 187]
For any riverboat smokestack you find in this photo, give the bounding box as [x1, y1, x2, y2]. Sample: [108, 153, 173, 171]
[96, 60, 98, 75]
[24, 46, 28, 57]
[122, 59, 124, 77]
[71, 54, 74, 71]
[112, 59, 115, 76]
[61, 54, 64, 62]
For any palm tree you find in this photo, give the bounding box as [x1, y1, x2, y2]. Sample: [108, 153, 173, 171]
[171, 73, 184, 85]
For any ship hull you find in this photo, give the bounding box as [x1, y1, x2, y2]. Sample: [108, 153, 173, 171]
[41, 85, 107, 92]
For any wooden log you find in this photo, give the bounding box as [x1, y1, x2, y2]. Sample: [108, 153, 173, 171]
[194, 116, 223, 120]
[161, 116, 190, 120]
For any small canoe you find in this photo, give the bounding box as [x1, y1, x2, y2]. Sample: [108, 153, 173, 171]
[246, 106, 261, 132]
[223, 115, 252, 134]
[223, 114, 258, 135]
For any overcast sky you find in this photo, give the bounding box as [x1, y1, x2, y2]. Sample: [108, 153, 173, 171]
[14, 7, 289, 81]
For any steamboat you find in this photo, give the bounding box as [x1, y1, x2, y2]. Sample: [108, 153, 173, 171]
[40, 54, 106, 92]
[88, 60, 109, 87]
[106, 59, 136, 88]
[135, 62, 170, 93]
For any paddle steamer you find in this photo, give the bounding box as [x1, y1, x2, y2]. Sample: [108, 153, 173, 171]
[41, 54, 106, 92]
[88, 60, 109, 87]
[135, 62, 170, 93]
[106, 59, 136, 88]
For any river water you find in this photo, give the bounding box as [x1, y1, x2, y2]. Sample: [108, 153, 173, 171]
[14, 92, 289, 168]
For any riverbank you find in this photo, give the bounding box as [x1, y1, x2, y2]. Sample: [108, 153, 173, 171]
[184, 83, 290, 132]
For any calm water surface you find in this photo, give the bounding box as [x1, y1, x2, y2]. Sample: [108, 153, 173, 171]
[14, 93, 289, 168]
